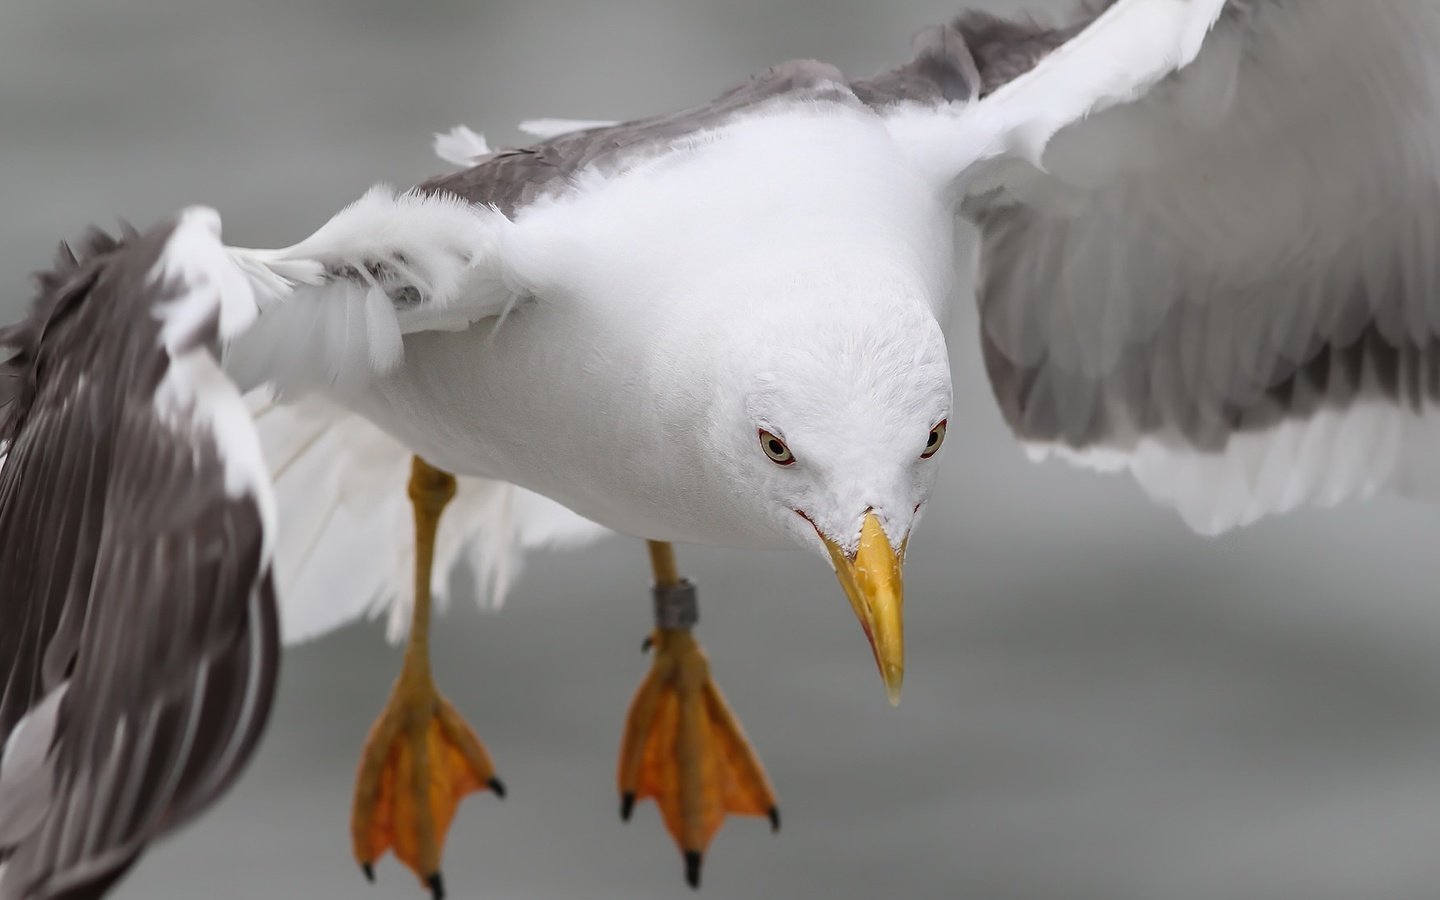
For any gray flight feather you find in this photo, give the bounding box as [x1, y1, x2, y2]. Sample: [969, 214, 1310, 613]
[0, 218, 279, 900]
[951, 0, 1440, 531]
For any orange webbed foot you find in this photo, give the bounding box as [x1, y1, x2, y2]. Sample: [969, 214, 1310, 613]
[351, 671, 503, 898]
[618, 628, 778, 889]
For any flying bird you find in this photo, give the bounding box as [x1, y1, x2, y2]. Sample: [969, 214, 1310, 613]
[5, 0, 1439, 896]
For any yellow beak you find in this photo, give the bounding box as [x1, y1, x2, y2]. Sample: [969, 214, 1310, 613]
[821, 511, 906, 706]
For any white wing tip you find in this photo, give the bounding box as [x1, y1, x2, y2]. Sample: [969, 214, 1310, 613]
[432, 125, 491, 167]
[1021, 440, 1130, 473]
[154, 206, 259, 345]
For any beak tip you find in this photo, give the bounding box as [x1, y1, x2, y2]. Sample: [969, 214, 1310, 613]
[885, 681, 903, 708]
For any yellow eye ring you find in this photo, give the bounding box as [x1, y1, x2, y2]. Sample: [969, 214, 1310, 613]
[921, 419, 946, 459]
[759, 429, 795, 466]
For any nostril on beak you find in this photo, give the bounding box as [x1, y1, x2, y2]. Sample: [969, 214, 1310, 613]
[862, 505, 891, 538]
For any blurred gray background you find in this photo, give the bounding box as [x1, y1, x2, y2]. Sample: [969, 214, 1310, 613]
[5, 1, 1440, 898]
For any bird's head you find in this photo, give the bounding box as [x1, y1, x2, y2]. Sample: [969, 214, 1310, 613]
[702, 254, 952, 706]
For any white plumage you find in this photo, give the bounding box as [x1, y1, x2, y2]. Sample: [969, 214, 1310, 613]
[431, 125, 492, 168]
[153, 209, 274, 512]
[517, 118, 620, 139]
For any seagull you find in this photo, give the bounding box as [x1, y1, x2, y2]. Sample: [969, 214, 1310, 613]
[5, 0, 1440, 897]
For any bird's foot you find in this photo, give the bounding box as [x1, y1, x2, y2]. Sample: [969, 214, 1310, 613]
[618, 628, 778, 889]
[351, 664, 503, 899]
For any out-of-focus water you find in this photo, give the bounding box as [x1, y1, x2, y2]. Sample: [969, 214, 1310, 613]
[4, 2, 1440, 898]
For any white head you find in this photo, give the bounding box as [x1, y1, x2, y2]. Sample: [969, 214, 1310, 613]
[693, 250, 953, 704]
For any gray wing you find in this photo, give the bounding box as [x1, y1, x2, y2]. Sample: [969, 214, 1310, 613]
[869, 3, 1440, 533]
[968, 2, 1440, 533]
[0, 214, 278, 900]
[851, 10, 1083, 107]
[419, 59, 859, 215]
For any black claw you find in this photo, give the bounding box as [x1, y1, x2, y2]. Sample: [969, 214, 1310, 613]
[360, 862, 374, 883]
[768, 806, 781, 833]
[427, 871, 445, 900]
[641, 635, 653, 653]
[684, 850, 703, 889]
[620, 791, 635, 822]
[488, 776, 507, 799]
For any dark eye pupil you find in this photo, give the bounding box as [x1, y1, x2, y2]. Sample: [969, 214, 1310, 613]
[769, 440, 784, 455]
[928, 432, 939, 446]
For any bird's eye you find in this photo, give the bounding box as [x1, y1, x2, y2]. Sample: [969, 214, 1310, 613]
[758, 429, 795, 466]
[921, 420, 947, 459]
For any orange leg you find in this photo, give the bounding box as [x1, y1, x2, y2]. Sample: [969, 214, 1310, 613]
[618, 541, 779, 889]
[351, 458, 504, 899]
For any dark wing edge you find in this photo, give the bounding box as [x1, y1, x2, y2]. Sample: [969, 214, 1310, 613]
[851, 8, 1091, 110]
[0, 209, 281, 900]
[418, 58, 858, 216]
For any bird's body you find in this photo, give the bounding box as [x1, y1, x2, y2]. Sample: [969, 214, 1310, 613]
[355, 90, 954, 547]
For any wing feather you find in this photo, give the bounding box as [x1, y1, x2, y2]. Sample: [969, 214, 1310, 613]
[223, 184, 520, 396]
[0, 212, 279, 900]
[956, 1, 1440, 532]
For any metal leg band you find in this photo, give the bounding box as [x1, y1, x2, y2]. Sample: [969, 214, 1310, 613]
[652, 579, 699, 631]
